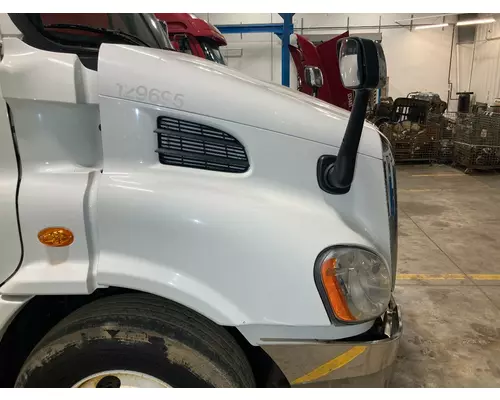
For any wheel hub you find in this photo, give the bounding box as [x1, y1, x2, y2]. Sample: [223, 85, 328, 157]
[73, 370, 171, 388]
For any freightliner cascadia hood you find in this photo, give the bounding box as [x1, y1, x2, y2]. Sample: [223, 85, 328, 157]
[98, 44, 383, 159]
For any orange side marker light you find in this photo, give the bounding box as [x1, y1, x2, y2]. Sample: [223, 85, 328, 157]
[38, 227, 74, 247]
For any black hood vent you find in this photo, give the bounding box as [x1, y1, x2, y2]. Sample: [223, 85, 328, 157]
[156, 116, 249, 173]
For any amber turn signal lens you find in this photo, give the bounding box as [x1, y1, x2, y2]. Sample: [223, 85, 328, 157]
[38, 227, 74, 247]
[320, 257, 356, 322]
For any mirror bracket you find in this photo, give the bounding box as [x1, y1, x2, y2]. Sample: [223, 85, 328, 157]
[319, 88, 373, 194]
[317, 155, 350, 195]
[316, 37, 387, 195]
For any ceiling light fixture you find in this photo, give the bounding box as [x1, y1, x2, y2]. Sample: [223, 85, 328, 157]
[456, 18, 495, 26]
[415, 23, 449, 30]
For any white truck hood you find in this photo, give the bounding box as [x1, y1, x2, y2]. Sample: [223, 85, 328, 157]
[98, 44, 383, 159]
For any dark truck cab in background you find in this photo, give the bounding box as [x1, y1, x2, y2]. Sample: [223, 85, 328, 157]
[155, 13, 227, 65]
[289, 32, 354, 111]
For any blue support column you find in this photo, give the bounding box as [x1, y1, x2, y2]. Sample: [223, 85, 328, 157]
[215, 23, 284, 35]
[216, 13, 295, 87]
[279, 13, 294, 87]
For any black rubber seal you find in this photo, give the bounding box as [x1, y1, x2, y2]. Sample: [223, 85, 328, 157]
[316, 155, 351, 195]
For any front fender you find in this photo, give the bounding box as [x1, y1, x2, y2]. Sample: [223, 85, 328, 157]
[96, 253, 250, 325]
[96, 93, 388, 343]
[95, 165, 371, 327]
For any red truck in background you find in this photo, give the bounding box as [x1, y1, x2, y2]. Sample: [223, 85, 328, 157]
[155, 13, 227, 65]
[289, 32, 354, 111]
[154, 14, 353, 110]
[37, 13, 352, 110]
[154, 14, 353, 111]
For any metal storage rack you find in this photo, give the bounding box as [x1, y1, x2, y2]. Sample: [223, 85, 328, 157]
[380, 98, 440, 163]
[382, 121, 440, 163]
[453, 112, 500, 171]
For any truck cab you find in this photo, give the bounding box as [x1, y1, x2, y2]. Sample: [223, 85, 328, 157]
[155, 13, 227, 65]
[0, 13, 400, 388]
[289, 32, 354, 111]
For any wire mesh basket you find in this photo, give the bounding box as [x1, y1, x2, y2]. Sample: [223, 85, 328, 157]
[381, 112, 443, 163]
[455, 111, 500, 146]
[435, 113, 456, 163]
[391, 98, 430, 125]
[453, 142, 500, 170]
[453, 111, 500, 170]
[438, 139, 454, 164]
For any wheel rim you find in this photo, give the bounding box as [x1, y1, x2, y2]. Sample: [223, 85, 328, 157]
[73, 370, 171, 388]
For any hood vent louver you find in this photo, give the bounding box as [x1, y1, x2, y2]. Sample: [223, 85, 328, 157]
[155, 116, 249, 173]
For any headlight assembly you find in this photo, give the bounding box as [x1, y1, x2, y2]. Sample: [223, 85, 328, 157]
[314, 246, 392, 323]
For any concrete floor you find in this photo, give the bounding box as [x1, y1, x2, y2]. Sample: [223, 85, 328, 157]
[390, 164, 500, 387]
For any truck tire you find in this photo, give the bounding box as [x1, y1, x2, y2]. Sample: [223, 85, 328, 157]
[15, 293, 255, 388]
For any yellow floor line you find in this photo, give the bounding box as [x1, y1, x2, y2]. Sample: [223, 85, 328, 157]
[400, 189, 442, 192]
[411, 173, 463, 177]
[397, 273, 500, 281]
[468, 274, 500, 280]
[397, 273, 466, 280]
[292, 346, 367, 385]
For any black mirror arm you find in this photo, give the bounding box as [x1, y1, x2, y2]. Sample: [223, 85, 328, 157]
[325, 89, 371, 190]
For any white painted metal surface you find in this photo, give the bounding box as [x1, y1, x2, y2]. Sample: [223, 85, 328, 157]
[97, 44, 383, 159]
[0, 38, 101, 295]
[0, 85, 21, 285]
[0, 39, 98, 105]
[0, 14, 21, 38]
[0, 20, 392, 345]
[0, 295, 29, 341]
[95, 44, 390, 338]
[96, 98, 388, 332]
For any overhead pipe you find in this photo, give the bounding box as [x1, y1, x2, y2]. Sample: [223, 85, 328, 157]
[468, 29, 478, 91]
[295, 23, 452, 32]
[447, 25, 456, 105]
[395, 13, 456, 23]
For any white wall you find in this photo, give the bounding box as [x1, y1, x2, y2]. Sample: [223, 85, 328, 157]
[197, 13, 296, 89]
[468, 15, 500, 104]
[197, 13, 459, 108]
[382, 27, 454, 101]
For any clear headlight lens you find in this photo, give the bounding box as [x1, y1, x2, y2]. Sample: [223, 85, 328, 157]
[315, 247, 392, 323]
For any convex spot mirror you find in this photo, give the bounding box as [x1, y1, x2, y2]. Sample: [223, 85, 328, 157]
[159, 20, 168, 34]
[337, 37, 387, 90]
[304, 66, 324, 89]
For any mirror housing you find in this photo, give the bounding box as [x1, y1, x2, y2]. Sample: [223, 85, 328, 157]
[304, 66, 324, 98]
[158, 19, 168, 34]
[304, 66, 324, 89]
[337, 37, 387, 90]
[173, 34, 187, 42]
[318, 37, 388, 194]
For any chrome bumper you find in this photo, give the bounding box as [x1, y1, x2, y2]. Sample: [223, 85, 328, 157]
[262, 298, 402, 387]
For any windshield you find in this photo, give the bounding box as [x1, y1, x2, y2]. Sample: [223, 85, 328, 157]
[199, 39, 226, 65]
[37, 13, 173, 50]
